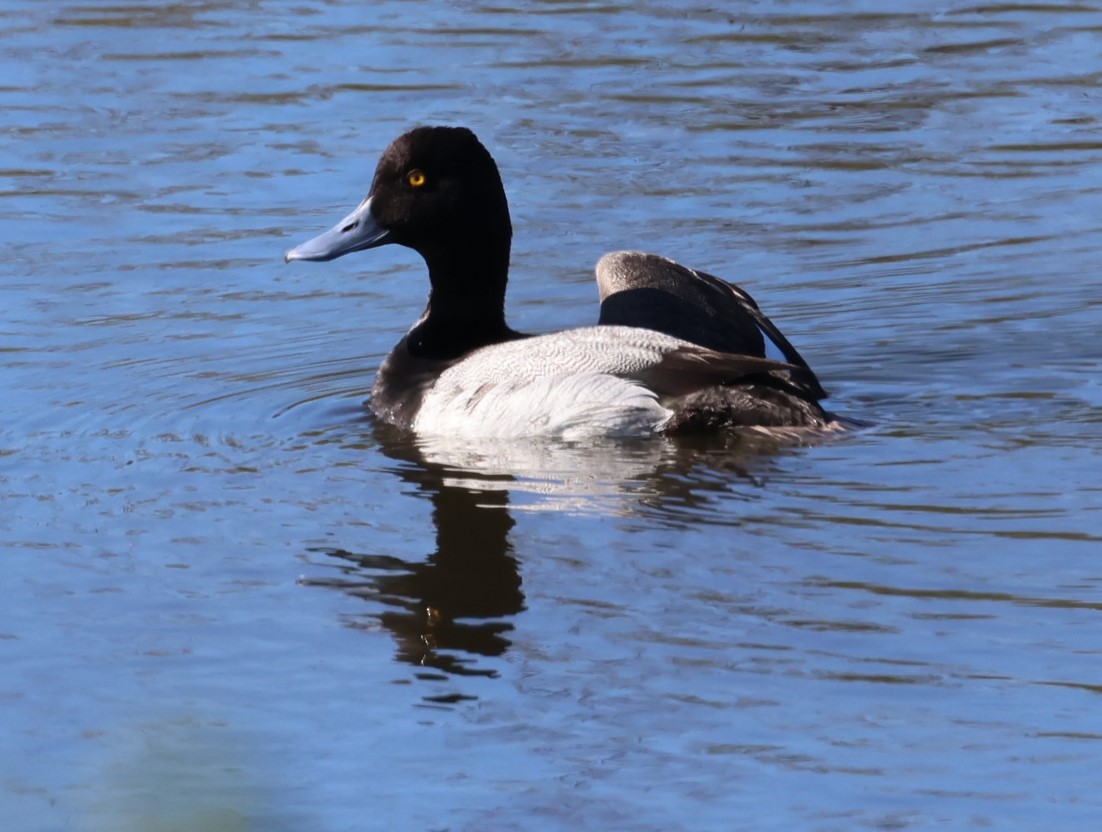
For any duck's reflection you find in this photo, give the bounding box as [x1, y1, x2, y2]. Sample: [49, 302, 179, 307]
[304, 417, 828, 692]
[305, 425, 524, 679]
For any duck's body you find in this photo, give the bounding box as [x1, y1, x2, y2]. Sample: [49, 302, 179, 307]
[374, 324, 812, 440]
[286, 126, 835, 439]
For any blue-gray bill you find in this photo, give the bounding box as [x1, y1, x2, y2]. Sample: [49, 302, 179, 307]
[284, 196, 391, 262]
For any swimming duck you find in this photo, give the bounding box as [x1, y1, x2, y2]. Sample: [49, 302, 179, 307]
[286, 126, 833, 439]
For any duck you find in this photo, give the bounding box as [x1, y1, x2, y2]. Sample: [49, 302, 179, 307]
[285, 125, 835, 439]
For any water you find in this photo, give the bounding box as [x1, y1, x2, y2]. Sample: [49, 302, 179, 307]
[2, 1, 1101, 830]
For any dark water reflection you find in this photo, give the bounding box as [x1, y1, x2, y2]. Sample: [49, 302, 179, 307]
[4, 0, 1102, 830]
[305, 430, 525, 683]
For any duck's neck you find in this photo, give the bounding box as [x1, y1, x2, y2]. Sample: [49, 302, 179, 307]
[406, 239, 522, 360]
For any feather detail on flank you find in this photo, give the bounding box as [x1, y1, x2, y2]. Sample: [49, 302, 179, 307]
[414, 372, 670, 439]
[411, 326, 798, 438]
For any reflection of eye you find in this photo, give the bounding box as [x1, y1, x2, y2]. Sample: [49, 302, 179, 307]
[407, 169, 427, 188]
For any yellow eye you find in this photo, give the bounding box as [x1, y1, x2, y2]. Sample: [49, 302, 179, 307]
[407, 169, 427, 188]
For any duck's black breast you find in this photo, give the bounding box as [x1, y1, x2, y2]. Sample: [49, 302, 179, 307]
[370, 335, 453, 429]
[371, 321, 531, 428]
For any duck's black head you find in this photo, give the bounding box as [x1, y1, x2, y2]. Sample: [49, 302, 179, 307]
[286, 126, 522, 359]
[372, 126, 511, 260]
[286, 126, 512, 278]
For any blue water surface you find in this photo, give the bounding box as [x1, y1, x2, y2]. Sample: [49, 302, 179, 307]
[2, 2, 1101, 830]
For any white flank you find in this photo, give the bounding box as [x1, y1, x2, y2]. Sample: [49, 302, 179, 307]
[407, 326, 697, 439]
[413, 371, 672, 439]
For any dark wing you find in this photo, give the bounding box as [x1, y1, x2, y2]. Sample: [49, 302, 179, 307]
[595, 250, 827, 401]
[635, 345, 816, 400]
